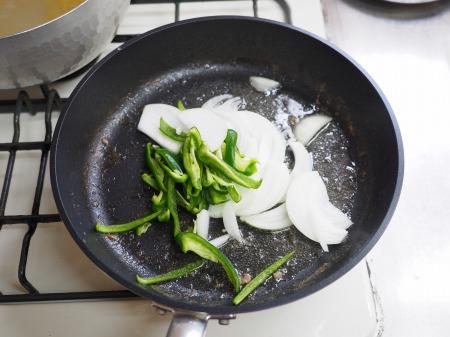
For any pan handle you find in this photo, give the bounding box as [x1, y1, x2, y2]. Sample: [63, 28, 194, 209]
[166, 312, 209, 337]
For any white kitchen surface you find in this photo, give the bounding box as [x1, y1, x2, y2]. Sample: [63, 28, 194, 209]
[0, 1, 386, 337]
[321, 1, 450, 336]
[0, 262, 379, 337]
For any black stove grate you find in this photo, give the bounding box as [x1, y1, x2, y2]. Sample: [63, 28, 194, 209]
[0, 0, 291, 304]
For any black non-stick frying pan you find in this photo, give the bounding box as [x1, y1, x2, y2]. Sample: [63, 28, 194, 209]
[50, 16, 403, 337]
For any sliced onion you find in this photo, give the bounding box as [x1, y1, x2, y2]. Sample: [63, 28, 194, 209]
[209, 234, 230, 248]
[241, 203, 291, 231]
[202, 94, 233, 109]
[213, 104, 253, 154]
[208, 203, 225, 218]
[222, 201, 244, 243]
[178, 108, 229, 151]
[195, 209, 210, 239]
[236, 162, 290, 216]
[294, 114, 332, 145]
[249, 76, 280, 93]
[288, 140, 313, 177]
[238, 110, 286, 168]
[207, 98, 286, 167]
[322, 202, 352, 230]
[137, 104, 185, 153]
[285, 171, 352, 252]
[218, 96, 242, 111]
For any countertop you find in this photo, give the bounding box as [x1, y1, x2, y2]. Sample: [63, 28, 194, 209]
[321, 0, 450, 336]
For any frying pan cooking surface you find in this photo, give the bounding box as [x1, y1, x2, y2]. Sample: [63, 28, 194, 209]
[51, 17, 403, 315]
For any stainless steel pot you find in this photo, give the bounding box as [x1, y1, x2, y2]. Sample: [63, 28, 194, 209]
[0, 0, 129, 89]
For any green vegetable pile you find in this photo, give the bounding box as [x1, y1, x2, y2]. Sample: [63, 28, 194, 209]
[95, 102, 295, 304]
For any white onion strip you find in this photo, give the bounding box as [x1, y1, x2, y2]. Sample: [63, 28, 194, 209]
[288, 140, 313, 177]
[209, 234, 230, 248]
[249, 76, 280, 93]
[178, 108, 229, 151]
[202, 94, 233, 109]
[208, 203, 224, 218]
[241, 203, 291, 231]
[294, 114, 332, 145]
[195, 209, 210, 239]
[235, 162, 290, 217]
[137, 104, 185, 153]
[222, 201, 244, 243]
[286, 171, 352, 252]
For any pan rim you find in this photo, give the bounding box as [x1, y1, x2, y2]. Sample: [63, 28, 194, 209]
[50, 15, 404, 315]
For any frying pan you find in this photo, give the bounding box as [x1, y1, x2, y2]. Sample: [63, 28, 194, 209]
[50, 16, 403, 337]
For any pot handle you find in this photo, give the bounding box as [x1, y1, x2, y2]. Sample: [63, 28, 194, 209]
[166, 312, 209, 337]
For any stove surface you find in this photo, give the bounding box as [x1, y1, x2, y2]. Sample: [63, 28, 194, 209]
[322, 0, 450, 336]
[0, 1, 381, 337]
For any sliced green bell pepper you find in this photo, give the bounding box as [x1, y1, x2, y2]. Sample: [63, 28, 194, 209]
[202, 165, 214, 187]
[182, 135, 202, 190]
[175, 232, 240, 292]
[177, 100, 186, 111]
[223, 129, 237, 166]
[95, 209, 162, 234]
[141, 173, 159, 191]
[136, 260, 204, 285]
[136, 222, 151, 236]
[159, 118, 186, 142]
[167, 177, 180, 236]
[155, 153, 188, 183]
[207, 187, 230, 205]
[232, 250, 295, 305]
[197, 144, 261, 189]
[234, 149, 258, 176]
[145, 143, 166, 192]
[176, 190, 200, 214]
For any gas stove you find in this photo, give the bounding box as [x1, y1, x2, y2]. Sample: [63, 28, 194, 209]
[0, 1, 384, 336]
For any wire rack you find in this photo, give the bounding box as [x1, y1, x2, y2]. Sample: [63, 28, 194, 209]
[0, 0, 291, 304]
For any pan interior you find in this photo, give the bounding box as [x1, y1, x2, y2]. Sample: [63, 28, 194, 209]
[84, 62, 360, 308]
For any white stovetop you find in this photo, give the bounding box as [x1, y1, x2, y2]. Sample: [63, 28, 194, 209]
[0, 2, 382, 337]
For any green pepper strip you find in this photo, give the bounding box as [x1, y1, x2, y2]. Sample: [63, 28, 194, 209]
[155, 154, 188, 183]
[210, 171, 240, 201]
[175, 232, 240, 292]
[211, 181, 228, 193]
[211, 171, 231, 185]
[146, 143, 166, 192]
[227, 184, 241, 203]
[188, 127, 202, 147]
[234, 150, 258, 176]
[95, 209, 162, 234]
[158, 209, 171, 222]
[154, 148, 185, 173]
[177, 100, 186, 111]
[207, 187, 230, 205]
[198, 144, 261, 189]
[198, 190, 209, 211]
[202, 165, 214, 187]
[159, 118, 186, 142]
[182, 135, 202, 189]
[224, 129, 237, 166]
[141, 173, 159, 190]
[136, 260, 204, 285]
[151, 190, 164, 205]
[136, 222, 151, 236]
[167, 178, 180, 236]
[232, 250, 295, 305]
[176, 190, 200, 214]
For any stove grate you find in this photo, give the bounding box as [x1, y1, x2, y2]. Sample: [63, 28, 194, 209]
[0, 0, 291, 304]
